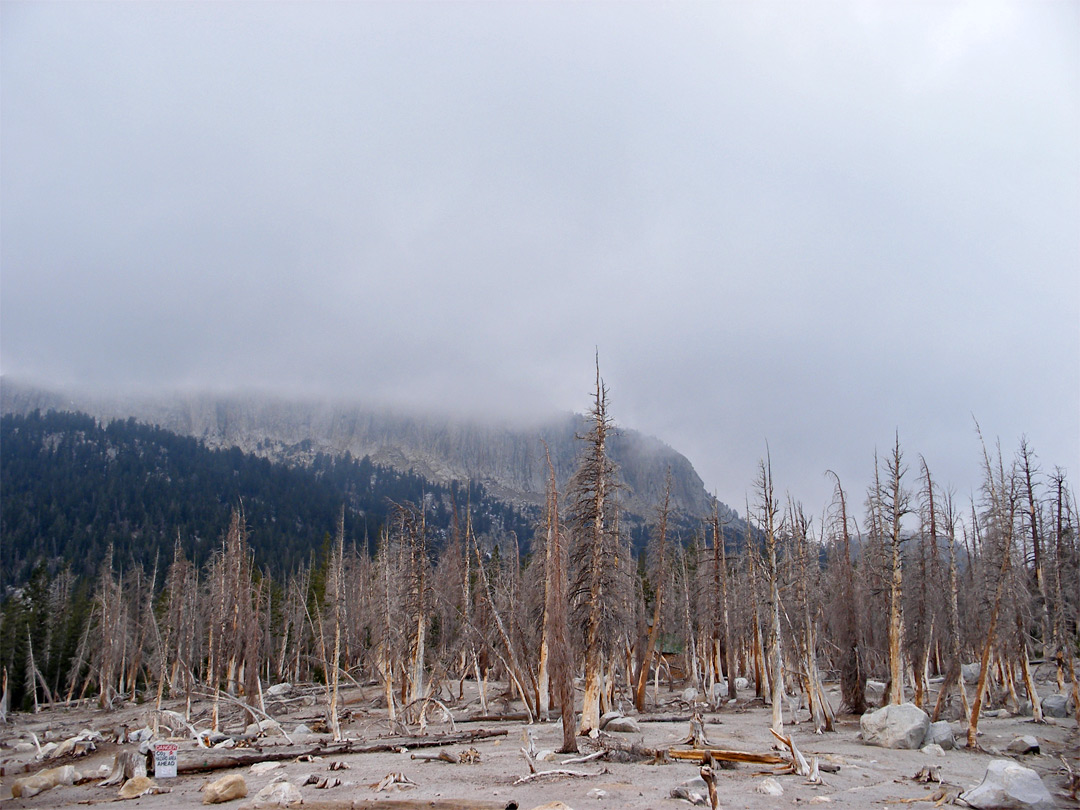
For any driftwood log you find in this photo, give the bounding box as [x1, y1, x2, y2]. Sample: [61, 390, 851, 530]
[238, 801, 514, 810]
[178, 729, 507, 775]
[667, 747, 786, 766]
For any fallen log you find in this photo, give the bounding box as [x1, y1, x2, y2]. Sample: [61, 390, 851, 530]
[456, 712, 529, 723]
[667, 747, 787, 766]
[178, 729, 508, 774]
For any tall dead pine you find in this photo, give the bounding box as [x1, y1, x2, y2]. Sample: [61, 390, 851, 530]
[568, 361, 620, 736]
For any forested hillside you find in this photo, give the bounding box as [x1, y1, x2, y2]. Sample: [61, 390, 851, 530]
[0, 409, 533, 588]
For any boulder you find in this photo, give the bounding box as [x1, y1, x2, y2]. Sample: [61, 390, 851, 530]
[603, 716, 641, 733]
[598, 711, 621, 730]
[244, 719, 283, 737]
[865, 679, 886, 705]
[266, 682, 292, 697]
[960, 759, 1054, 810]
[682, 687, 699, 704]
[860, 703, 930, 749]
[1007, 735, 1040, 755]
[202, 773, 248, 804]
[253, 780, 303, 807]
[921, 744, 946, 757]
[962, 663, 981, 684]
[1040, 693, 1070, 718]
[923, 720, 956, 750]
[735, 677, 749, 690]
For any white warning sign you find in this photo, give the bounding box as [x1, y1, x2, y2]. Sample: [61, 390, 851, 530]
[154, 741, 179, 778]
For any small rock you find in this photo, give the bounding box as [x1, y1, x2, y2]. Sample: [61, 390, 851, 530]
[860, 703, 930, 749]
[536, 749, 558, 761]
[293, 724, 312, 735]
[962, 663, 981, 684]
[735, 677, 749, 690]
[266, 682, 292, 697]
[245, 718, 283, 737]
[202, 773, 248, 804]
[529, 803, 576, 810]
[1007, 735, 1040, 755]
[921, 743, 946, 757]
[809, 798, 833, 804]
[603, 716, 641, 733]
[253, 780, 303, 807]
[923, 720, 956, 750]
[118, 775, 157, 799]
[670, 776, 708, 806]
[586, 788, 607, 799]
[250, 761, 284, 775]
[682, 687, 699, 704]
[756, 776, 784, 796]
[14, 742, 36, 753]
[960, 759, 1054, 810]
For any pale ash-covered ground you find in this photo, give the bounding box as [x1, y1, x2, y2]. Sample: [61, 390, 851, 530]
[1, 680, 1077, 809]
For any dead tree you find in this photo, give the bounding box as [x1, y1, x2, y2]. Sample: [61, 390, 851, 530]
[711, 498, 737, 702]
[755, 452, 785, 733]
[826, 471, 865, 715]
[539, 445, 577, 753]
[568, 360, 620, 736]
[634, 471, 671, 711]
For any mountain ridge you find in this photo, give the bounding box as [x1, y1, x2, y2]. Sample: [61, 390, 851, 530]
[0, 378, 734, 524]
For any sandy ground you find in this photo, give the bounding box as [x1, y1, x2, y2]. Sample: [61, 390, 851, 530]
[1, 681, 1077, 809]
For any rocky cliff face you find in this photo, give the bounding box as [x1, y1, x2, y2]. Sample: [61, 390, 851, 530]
[1, 379, 730, 522]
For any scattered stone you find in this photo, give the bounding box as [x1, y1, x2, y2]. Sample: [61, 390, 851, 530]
[253, 780, 303, 807]
[603, 716, 642, 733]
[529, 803, 576, 810]
[735, 677, 749, 690]
[266, 682, 292, 697]
[962, 663, 981, 684]
[1007, 735, 1040, 755]
[1017, 700, 1033, 717]
[809, 798, 832, 804]
[756, 776, 784, 796]
[682, 687, 699, 704]
[960, 759, 1054, 810]
[14, 742, 36, 753]
[118, 775, 157, 799]
[250, 761, 284, 775]
[202, 773, 248, 804]
[586, 787, 607, 799]
[670, 776, 708, 805]
[11, 765, 78, 798]
[864, 680, 886, 705]
[921, 744, 946, 757]
[860, 703, 930, 749]
[923, 720, 956, 750]
[293, 724, 312, 735]
[1040, 694, 1070, 718]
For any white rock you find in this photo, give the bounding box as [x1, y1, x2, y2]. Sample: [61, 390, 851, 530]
[250, 761, 284, 775]
[735, 677, 749, 690]
[598, 711, 621, 730]
[756, 777, 784, 796]
[682, 687, 699, 704]
[921, 744, 946, 757]
[586, 788, 607, 799]
[293, 724, 312, 735]
[253, 780, 303, 807]
[960, 759, 1054, 810]
[202, 773, 247, 804]
[266, 683, 292, 697]
[860, 703, 930, 749]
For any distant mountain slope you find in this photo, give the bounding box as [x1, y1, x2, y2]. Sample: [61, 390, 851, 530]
[1, 378, 734, 525]
[0, 409, 530, 589]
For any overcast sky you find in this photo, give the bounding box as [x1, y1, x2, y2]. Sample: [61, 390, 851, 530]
[2, 1, 1077, 517]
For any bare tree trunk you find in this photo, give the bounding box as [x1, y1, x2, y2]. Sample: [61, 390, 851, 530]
[712, 500, 737, 702]
[634, 473, 671, 711]
[756, 453, 785, 733]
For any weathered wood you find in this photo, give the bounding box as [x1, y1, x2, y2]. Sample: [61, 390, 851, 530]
[668, 747, 786, 765]
[237, 801, 511, 810]
[457, 712, 529, 723]
[178, 729, 507, 774]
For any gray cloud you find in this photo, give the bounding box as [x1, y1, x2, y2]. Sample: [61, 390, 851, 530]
[2, 1, 1076, 513]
